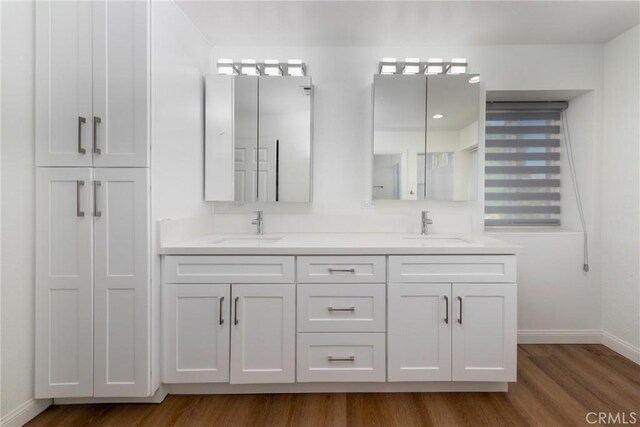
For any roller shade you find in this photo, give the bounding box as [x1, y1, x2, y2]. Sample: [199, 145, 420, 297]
[485, 103, 564, 227]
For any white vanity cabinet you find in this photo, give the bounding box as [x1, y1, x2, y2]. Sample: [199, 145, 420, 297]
[36, 0, 149, 167]
[160, 252, 517, 391]
[35, 168, 150, 398]
[162, 256, 296, 385]
[387, 256, 517, 383]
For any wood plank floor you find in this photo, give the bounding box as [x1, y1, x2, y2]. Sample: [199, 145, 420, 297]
[28, 345, 640, 427]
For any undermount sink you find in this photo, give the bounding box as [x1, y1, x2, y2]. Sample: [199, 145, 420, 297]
[209, 236, 283, 245]
[402, 235, 473, 244]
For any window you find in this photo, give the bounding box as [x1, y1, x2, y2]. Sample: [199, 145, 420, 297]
[484, 103, 565, 227]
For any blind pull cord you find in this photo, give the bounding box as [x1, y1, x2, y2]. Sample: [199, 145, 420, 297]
[561, 109, 590, 273]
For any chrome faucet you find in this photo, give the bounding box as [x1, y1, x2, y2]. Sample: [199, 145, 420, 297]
[421, 210, 433, 235]
[252, 210, 264, 235]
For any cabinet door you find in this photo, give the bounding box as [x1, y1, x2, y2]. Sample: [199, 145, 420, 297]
[388, 283, 452, 381]
[93, 168, 150, 396]
[231, 284, 295, 384]
[452, 284, 517, 382]
[35, 168, 94, 398]
[163, 284, 230, 383]
[35, 1, 93, 167]
[92, 0, 149, 167]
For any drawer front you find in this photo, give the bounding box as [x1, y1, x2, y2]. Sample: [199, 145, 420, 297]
[297, 256, 386, 283]
[388, 255, 516, 283]
[297, 284, 386, 332]
[296, 333, 386, 382]
[164, 256, 295, 284]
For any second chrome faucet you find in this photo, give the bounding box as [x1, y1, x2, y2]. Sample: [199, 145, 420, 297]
[252, 210, 264, 235]
[421, 210, 433, 235]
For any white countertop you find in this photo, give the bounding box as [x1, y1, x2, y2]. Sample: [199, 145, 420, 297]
[159, 232, 519, 255]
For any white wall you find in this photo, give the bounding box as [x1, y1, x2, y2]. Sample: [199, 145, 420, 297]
[152, 1, 212, 221]
[210, 44, 604, 336]
[600, 25, 640, 361]
[151, 0, 213, 390]
[1, 0, 46, 418]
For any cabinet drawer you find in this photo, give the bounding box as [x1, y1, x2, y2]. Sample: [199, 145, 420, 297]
[388, 255, 516, 283]
[297, 256, 386, 283]
[296, 333, 386, 382]
[164, 256, 295, 284]
[297, 284, 386, 332]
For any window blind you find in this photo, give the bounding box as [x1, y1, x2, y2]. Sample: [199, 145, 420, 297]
[484, 103, 566, 227]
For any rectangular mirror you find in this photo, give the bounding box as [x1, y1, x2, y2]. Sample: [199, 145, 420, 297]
[372, 73, 479, 201]
[205, 75, 312, 203]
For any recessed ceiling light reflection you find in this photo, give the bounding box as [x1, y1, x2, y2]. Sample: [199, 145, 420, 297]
[432, 113, 445, 119]
[468, 75, 480, 84]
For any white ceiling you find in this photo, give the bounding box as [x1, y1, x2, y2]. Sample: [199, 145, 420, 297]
[176, 1, 639, 47]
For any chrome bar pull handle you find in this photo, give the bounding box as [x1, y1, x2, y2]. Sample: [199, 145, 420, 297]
[328, 268, 356, 274]
[457, 296, 463, 324]
[76, 180, 85, 217]
[78, 117, 86, 154]
[328, 306, 355, 312]
[219, 297, 225, 325]
[93, 116, 102, 154]
[444, 295, 449, 324]
[93, 180, 102, 217]
[328, 355, 355, 362]
[234, 297, 239, 325]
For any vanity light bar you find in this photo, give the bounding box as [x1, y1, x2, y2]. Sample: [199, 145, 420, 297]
[378, 58, 468, 75]
[217, 59, 307, 76]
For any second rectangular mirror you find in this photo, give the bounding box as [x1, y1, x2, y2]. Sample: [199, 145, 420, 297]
[206, 75, 312, 203]
[373, 73, 480, 201]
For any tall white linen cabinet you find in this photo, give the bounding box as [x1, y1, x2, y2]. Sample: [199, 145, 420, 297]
[35, 0, 154, 398]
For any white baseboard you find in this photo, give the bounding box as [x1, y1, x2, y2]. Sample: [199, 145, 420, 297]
[518, 329, 640, 365]
[518, 329, 602, 344]
[54, 386, 168, 405]
[602, 331, 640, 364]
[166, 382, 509, 395]
[0, 398, 51, 427]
